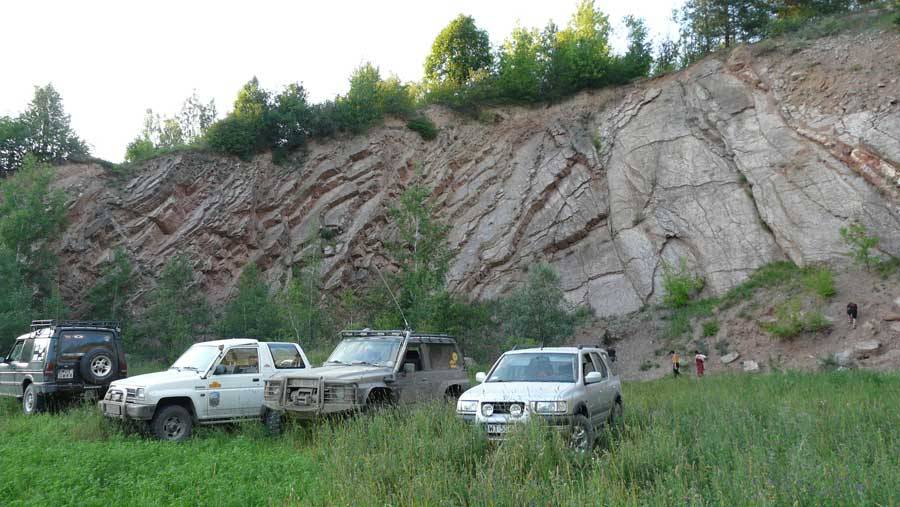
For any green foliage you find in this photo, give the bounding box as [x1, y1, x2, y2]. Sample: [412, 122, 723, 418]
[218, 263, 283, 339]
[5, 372, 900, 504]
[702, 319, 720, 337]
[424, 15, 493, 88]
[0, 246, 31, 348]
[661, 258, 705, 309]
[341, 63, 387, 133]
[802, 266, 836, 299]
[406, 115, 438, 140]
[500, 263, 588, 346]
[762, 298, 832, 339]
[136, 255, 210, 360]
[0, 84, 88, 175]
[204, 114, 260, 159]
[495, 26, 546, 103]
[123, 92, 217, 164]
[381, 182, 452, 329]
[840, 222, 879, 271]
[85, 248, 134, 321]
[276, 243, 333, 349]
[123, 137, 156, 164]
[0, 156, 67, 297]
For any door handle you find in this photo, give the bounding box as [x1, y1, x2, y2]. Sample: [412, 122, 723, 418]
[252, 378, 260, 382]
[420, 378, 429, 382]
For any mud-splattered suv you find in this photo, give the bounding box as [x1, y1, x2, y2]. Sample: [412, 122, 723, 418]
[262, 330, 469, 433]
[456, 346, 621, 452]
[0, 320, 128, 414]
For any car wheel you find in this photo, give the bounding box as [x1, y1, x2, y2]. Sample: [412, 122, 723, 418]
[608, 398, 624, 428]
[151, 405, 193, 442]
[22, 384, 46, 415]
[264, 409, 283, 437]
[80, 349, 118, 385]
[568, 414, 594, 454]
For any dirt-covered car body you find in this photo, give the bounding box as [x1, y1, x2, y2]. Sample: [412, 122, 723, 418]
[263, 330, 469, 419]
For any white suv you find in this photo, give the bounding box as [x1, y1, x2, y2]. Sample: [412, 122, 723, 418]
[100, 339, 309, 441]
[456, 346, 621, 452]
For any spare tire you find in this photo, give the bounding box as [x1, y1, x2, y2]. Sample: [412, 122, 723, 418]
[80, 348, 117, 385]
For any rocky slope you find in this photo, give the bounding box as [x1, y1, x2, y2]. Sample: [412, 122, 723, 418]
[54, 29, 900, 316]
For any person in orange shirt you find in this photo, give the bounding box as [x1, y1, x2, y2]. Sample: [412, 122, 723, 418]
[670, 350, 681, 378]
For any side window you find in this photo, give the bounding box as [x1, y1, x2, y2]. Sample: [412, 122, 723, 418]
[8, 341, 25, 362]
[20, 339, 34, 364]
[589, 353, 609, 379]
[31, 339, 50, 362]
[401, 344, 423, 371]
[426, 344, 460, 370]
[581, 353, 596, 379]
[215, 347, 259, 375]
[268, 344, 305, 369]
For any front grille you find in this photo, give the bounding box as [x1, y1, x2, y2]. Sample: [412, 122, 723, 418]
[485, 402, 522, 414]
[287, 386, 318, 407]
[323, 385, 356, 404]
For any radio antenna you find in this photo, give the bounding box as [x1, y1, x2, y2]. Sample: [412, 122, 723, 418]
[373, 263, 410, 331]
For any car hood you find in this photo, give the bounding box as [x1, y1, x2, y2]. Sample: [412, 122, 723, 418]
[110, 369, 201, 388]
[460, 381, 576, 401]
[272, 364, 393, 382]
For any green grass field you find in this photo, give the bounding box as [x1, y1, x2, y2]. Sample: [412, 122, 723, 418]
[1, 371, 898, 506]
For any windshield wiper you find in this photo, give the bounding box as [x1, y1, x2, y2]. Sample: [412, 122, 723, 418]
[325, 360, 349, 365]
[350, 360, 376, 366]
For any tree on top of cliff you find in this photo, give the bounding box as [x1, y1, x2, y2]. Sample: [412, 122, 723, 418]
[424, 15, 493, 88]
[0, 84, 88, 176]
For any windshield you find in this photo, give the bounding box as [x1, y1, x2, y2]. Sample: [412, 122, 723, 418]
[325, 338, 402, 367]
[487, 353, 577, 383]
[171, 345, 220, 372]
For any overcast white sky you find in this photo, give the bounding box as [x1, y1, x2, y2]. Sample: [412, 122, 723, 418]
[0, 0, 683, 162]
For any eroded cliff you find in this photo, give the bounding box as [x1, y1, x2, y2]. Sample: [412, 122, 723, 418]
[54, 30, 900, 316]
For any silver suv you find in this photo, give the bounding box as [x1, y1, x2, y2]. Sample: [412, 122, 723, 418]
[456, 346, 621, 452]
[262, 330, 469, 433]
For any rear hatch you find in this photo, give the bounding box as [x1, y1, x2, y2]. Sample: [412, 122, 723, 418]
[53, 329, 118, 386]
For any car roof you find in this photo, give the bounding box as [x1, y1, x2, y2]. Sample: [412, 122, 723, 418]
[504, 346, 606, 355]
[339, 329, 457, 344]
[193, 338, 259, 347]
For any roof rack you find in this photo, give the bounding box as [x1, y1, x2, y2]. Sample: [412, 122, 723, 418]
[31, 320, 121, 332]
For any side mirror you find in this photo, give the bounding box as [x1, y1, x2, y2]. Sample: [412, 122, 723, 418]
[585, 371, 603, 384]
[475, 372, 486, 383]
[403, 363, 415, 375]
[213, 365, 226, 375]
[608, 349, 617, 362]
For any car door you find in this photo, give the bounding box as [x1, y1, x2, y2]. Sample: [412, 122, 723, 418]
[588, 352, 615, 423]
[207, 346, 261, 418]
[395, 342, 428, 403]
[580, 352, 605, 426]
[0, 340, 26, 396]
[424, 342, 463, 400]
[14, 338, 35, 389]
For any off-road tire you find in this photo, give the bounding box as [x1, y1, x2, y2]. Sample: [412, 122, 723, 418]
[22, 384, 46, 415]
[80, 348, 117, 385]
[568, 414, 594, 454]
[264, 409, 284, 437]
[608, 398, 624, 429]
[150, 405, 193, 442]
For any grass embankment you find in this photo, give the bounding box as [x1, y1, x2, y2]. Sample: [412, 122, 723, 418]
[2, 371, 899, 505]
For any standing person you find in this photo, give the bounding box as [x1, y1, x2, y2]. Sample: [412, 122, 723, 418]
[670, 350, 680, 378]
[694, 350, 707, 378]
[846, 302, 858, 329]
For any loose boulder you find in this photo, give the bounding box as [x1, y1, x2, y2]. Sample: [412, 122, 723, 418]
[742, 360, 760, 373]
[721, 352, 740, 364]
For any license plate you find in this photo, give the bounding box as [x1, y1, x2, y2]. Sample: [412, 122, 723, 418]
[58, 369, 74, 379]
[104, 404, 122, 416]
[486, 424, 509, 434]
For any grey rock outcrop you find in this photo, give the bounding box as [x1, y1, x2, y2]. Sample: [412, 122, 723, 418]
[52, 30, 900, 315]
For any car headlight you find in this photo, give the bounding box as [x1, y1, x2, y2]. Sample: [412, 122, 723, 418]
[533, 401, 567, 414]
[509, 403, 523, 418]
[481, 403, 494, 417]
[456, 400, 477, 413]
[136, 388, 145, 400]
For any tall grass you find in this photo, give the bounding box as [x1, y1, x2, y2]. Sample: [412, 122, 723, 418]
[2, 372, 899, 505]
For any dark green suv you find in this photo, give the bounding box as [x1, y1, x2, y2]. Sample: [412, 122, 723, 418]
[0, 320, 128, 414]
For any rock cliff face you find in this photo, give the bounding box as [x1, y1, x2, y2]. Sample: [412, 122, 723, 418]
[55, 30, 900, 316]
